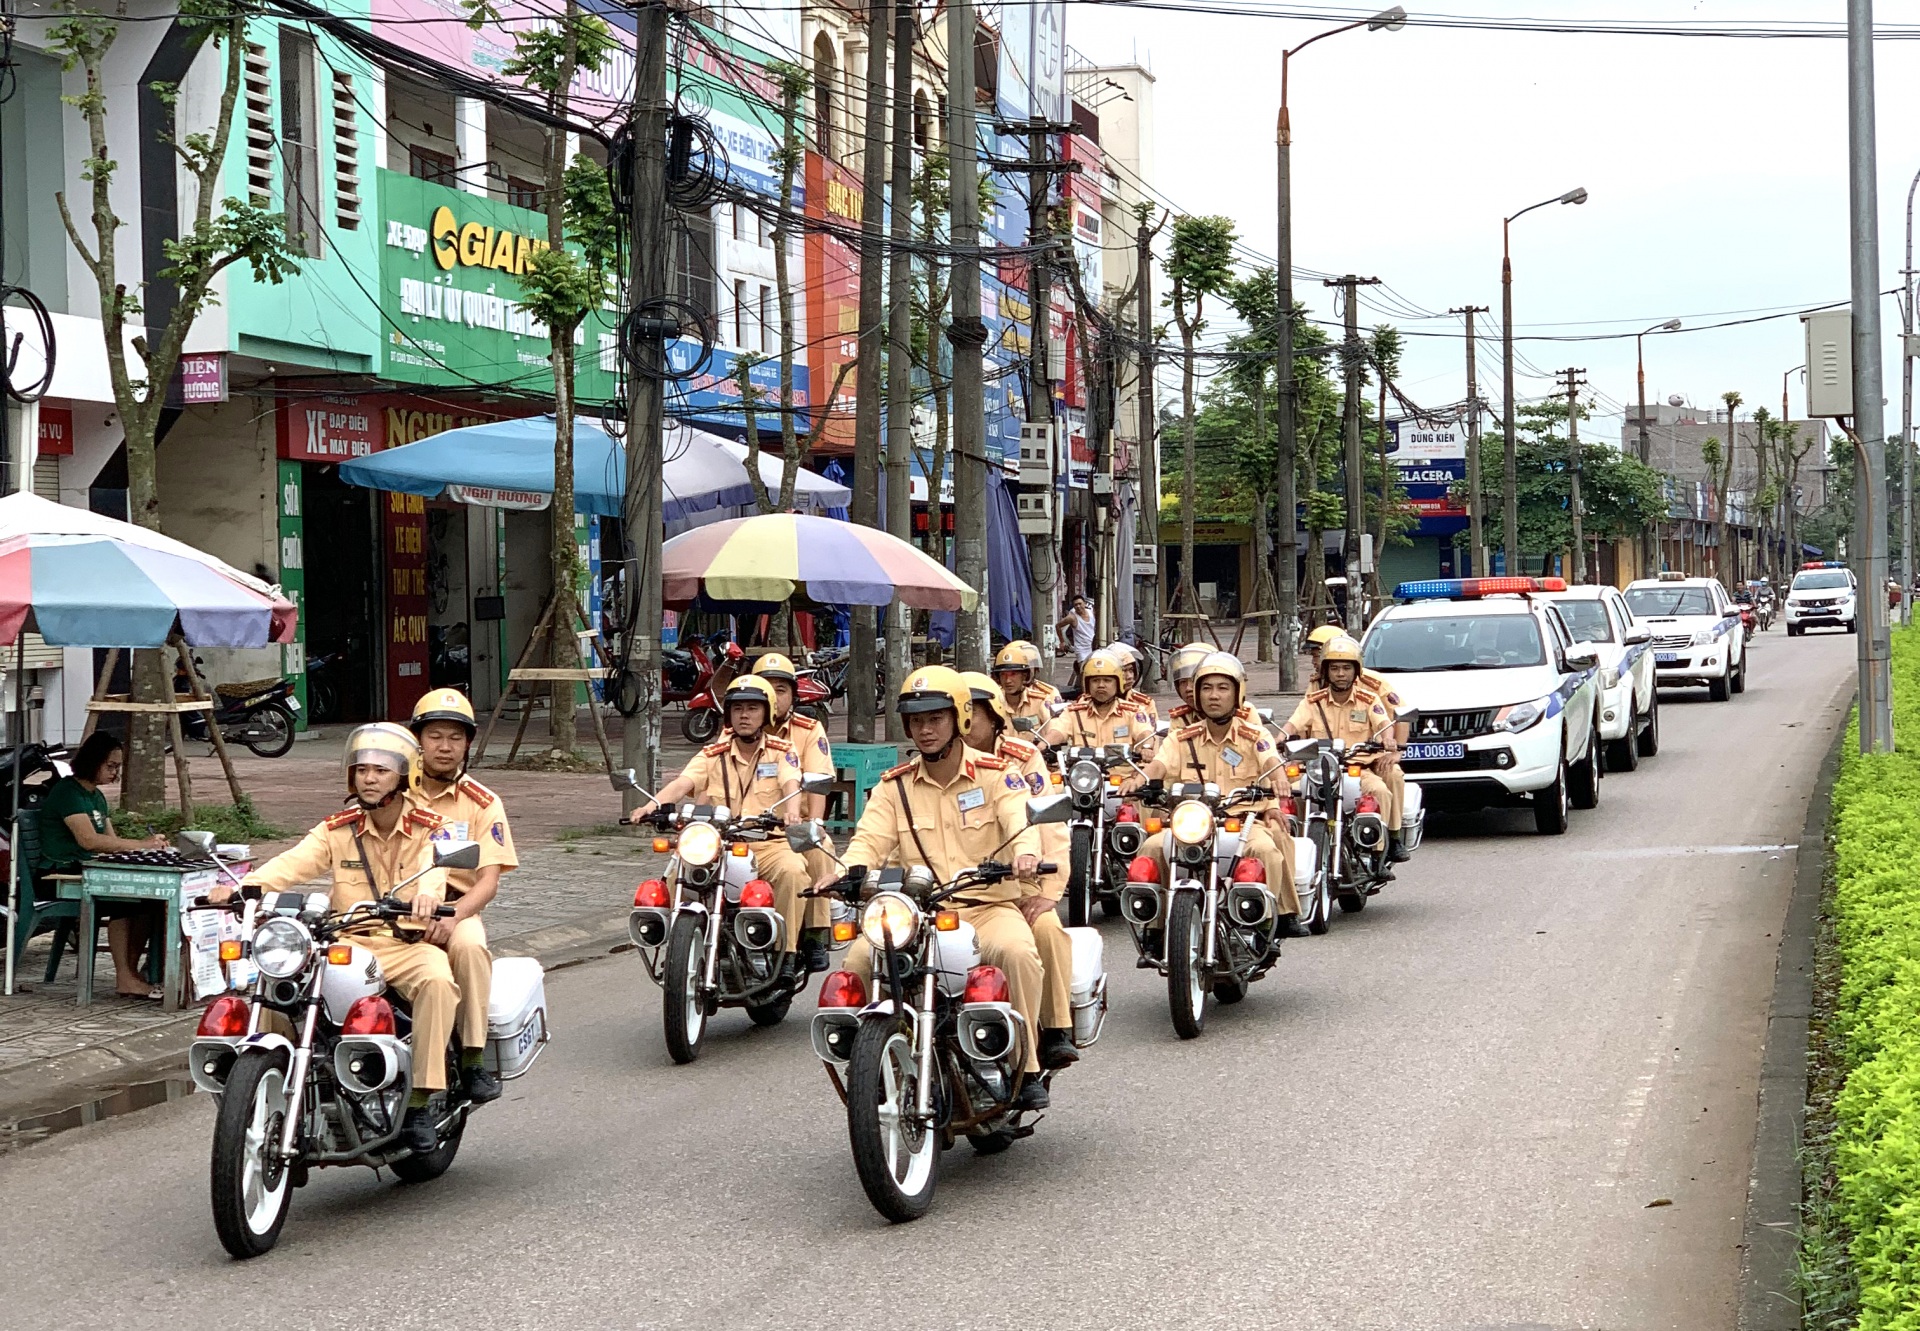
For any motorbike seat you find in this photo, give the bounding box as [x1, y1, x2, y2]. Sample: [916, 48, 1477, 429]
[216, 678, 283, 699]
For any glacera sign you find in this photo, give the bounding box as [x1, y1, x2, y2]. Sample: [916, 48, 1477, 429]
[378, 169, 617, 400]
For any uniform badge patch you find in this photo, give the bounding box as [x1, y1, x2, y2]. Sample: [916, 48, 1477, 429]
[1004, 773, 1025, 791]
[1026, 772, 1045, 795]
[492, 823, 506, 845]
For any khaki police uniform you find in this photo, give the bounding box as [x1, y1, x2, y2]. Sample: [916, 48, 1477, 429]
[1127, 689, 1161, 734]
[997, 734, 1073, 1033]
[771, 711, 838, 923]
[412, 773, 517, 1049]
[1043, 696, 1157, 758]
[242, 799, 469, 1090]
[1283, 687, 1401, 831]
[1001, 684, 1057, 735]
[840, 749, 1047, 1072]
[1355, 672, 1410, 830]
[676, 735, 811, 951]
[1143, 715, 1301, 916]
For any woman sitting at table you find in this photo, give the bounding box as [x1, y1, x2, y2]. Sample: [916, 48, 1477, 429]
[36, 732, 167, 999]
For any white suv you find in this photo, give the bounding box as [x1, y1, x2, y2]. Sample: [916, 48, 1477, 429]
[1536, 583, 1660, 771]
[1622, 574, 1748, 702]
[1784, 563, 1858, 636]
[1366, 577, 1603, 836]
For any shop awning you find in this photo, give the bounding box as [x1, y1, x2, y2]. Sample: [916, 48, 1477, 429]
[336, 416, 850, 522]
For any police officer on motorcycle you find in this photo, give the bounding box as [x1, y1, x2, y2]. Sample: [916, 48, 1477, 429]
[1279, 635, 1410, 864]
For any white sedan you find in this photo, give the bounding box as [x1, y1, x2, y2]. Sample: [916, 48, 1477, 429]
[1536, 584, 1660, 772]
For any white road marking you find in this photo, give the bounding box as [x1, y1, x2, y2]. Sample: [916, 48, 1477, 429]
[1584, 843, 1798, 860]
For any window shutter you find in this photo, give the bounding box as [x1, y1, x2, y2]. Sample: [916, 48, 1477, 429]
[244, 42, 274, 207]
[331, 68, 361, 229]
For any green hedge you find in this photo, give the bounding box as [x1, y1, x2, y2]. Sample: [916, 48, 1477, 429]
[1832, 627, 1920, 1327]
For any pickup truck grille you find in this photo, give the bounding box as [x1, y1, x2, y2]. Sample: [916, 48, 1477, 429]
[1410, 709, 1494, 740]
[1653, 634, 1692, 650]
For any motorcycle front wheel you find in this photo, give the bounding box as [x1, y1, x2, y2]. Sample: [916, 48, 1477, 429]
[681, 707, 721, 745]
[239, 703, 297, 758]
[209, 1051, 294, 1259]
[846, 1015, 939, 1222]
[662, 912, 709, 1064]
[1303, 825, 1333, 935]
[1066, 824, 1095, 927]
[1165, 891, 1207, 1040]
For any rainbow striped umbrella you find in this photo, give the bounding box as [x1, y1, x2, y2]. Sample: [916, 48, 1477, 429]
[662, 513, 977, 611]
[0, 492, 296, 647]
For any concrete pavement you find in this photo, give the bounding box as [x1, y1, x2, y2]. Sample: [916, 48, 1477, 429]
[0, 629, 1855, 1329]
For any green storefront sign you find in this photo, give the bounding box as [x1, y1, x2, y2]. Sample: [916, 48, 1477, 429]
[276, 460, 308, 728]
[377, 170, 618, 401]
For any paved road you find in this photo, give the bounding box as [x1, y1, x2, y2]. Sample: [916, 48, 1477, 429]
[0, 631, 1856, 1330]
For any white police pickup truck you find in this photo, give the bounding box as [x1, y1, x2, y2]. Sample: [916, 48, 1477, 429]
[1783, 561, 1858, 636]
[1622, 573, 1747, 701]
[1364, 577, 1604, 835]
[1536, 583, 1660, 772]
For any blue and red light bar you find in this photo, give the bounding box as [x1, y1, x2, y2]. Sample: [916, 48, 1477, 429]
[1802, 560, 1846, 570]
[1394, 576, 1567, 601]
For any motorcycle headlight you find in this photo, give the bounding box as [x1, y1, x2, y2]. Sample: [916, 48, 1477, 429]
[1169, 800, 1215, 846]
[1068, 760, 1102, 796]
[676, 821, 722, 867]
[860, 891, 920, 950]
[1493, 698, 1546, 734]
[252, 917, 312, 979]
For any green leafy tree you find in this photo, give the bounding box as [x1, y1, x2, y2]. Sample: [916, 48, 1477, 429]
[465, 0, 615, 758]
[51, 0, 302, 809]
[1163, 215, 1237, 612]
[1453, 399, 1666, 573]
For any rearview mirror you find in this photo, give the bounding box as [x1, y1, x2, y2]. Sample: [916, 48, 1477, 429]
[1623, 626, 1652, 645]
[1564, 644, 1601, 669]
[1256, 707, 1274, 726]
[1012, 716, 1039, 733]
[174, 829, 217, 858]
[431, 840, 482, 871]
[786, 819, 826, 852]
[800, 772, 835, 796]
[1025, 793, 1074, 826]
[610, 768, 641, 791]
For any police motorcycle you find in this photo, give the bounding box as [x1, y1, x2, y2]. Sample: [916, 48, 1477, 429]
[185, 833, 549, 1259]
[791, 800, 1107, 1223]
[618, 767, 838, 1064]
[1117, 772, 1313, 1040]
[1055, 744, 1148, 926]
[1282, 737, 1421, 932]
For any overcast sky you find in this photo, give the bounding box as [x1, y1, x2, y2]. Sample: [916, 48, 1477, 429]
[1072, 0, 1920, 446]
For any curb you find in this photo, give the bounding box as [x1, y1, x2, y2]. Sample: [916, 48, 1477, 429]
[1737, 674, 1853, 1330]
[0, 908, 633, 1124]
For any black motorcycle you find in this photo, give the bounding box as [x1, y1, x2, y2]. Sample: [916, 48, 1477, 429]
[0, 741, 69, 819]
[1055, 744, 1148, 926]
[176, 668, 301, 758]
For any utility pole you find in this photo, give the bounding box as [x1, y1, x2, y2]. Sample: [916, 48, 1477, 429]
[947, 0, 988, 669]
[847, 0, 890, 741]
[1848, 0, 1894, 752]
[1562, 366, 1588, 583]
[619, 0, 670, 800]
[1451, 305, 1489, 574]
[1902, 164, 1920, 624]
[1327, 274, 1380, 633]
[1275, 117, 1298, 690]
[1015, 115, 1076, 668]
[1136, 216, 1159, 657]
[884, 0, 915, 732]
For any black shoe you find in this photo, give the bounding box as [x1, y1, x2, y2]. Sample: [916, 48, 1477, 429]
[400, 1107, 439, 1155]
[1277, 913, 1310, 939]
[1388, 835, 1413, 864]
[461, 1062, 502, 1104]
[801, 937, 830, 973]
[777, 952, 800, 984]
[1012, 1078, 1051, 1112]
[1039, 1029, 1080, 1070]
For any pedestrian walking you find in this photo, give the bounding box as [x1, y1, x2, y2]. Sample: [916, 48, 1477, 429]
[1056, 595, 1095, 690]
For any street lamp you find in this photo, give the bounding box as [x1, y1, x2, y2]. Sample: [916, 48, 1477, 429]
[1274, 4, 1405, 690]
[1500, 186, 1587, 574]
[1635, 318, 1681, 574]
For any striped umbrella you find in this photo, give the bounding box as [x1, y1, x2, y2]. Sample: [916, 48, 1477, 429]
[662, 513, 977, 611]
[0, 492, 296, 647]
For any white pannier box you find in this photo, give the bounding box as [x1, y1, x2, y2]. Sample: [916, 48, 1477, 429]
[1064, 925, 1108, 1048]
[485, 956, 550, 1081]
[1292, 835, 1317, 891]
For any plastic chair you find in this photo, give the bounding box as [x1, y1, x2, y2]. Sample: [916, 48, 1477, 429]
[5, 809, 87, 981]
[826, 743, 902, 833]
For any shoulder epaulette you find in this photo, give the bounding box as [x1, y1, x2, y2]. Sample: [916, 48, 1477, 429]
[1065, 697, 1093, 712]
[403, 807, 445, 834]
[1168, 703, 1193, 722]
[969, 754, 1009, 774]
[455, 775, 497, 808]
[700, 740, 730, 757]
[1302, 687, 1331, 704]
[1129, 690, 1155, 706]
[786, 712, 819, 732]
[323, 807, 364, 831]
[880, 759, 918, 781]
[1034, 682, 1062, 700]
[998, 737, 1038, 762]
[1176, 721, 1207, 740]
[764, 735, 794, 752]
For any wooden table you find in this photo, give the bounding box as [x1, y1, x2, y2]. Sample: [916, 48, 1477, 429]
[60, 860, 221, 1010]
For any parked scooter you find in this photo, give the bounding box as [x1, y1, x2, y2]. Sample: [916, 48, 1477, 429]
[679, 641, 748, 743]
[174, 657, 301, 757]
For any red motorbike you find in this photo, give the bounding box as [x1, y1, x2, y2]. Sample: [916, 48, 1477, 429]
[683, 651, 831, 744]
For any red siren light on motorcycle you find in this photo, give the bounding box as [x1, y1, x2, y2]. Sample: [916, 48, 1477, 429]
[818, 970, 866, 1008]
[1356, 793, 1380, 815]
[1231, 858, 1267, 883]
[1116, 802, 1140, 824]
[1127, 854, 1159, 883]
[739, 878, 774, 909]
[634, 878, 670, 908]
[341, 995, 397, 1036]
[1276, 795, 1296, 818]
[197, 994, 249, 1037]
[963, 964, 1010, 1005]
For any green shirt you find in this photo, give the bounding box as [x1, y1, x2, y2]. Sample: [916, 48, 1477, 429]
[37, 777, 109, 871]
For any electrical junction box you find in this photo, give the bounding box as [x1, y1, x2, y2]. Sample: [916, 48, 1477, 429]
[1016, 491, 1053, 534]
[1802, 310, 1853, 418]
[1018, 422, 1056, 486]
[1091, 473, 1113, 497]
[1133, 543, 1158, 576]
